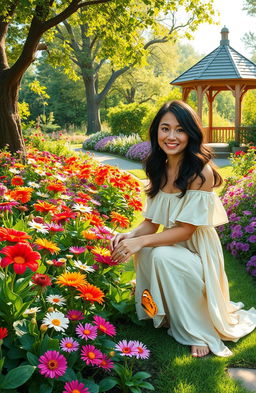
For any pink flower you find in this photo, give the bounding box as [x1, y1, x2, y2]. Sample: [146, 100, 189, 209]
[94, 254, 118, 266]
[93, 315, 116, 337]
[60, 337, 79, 352]
[46, 223, 64, 232]
[76, 323, 97, 340]
[132, 340, 150, 359]
[38, 350, 67, 378]
[63, 380, 89, 393]
[69, 246, 86, 254]
[66, 309, 84, 321]
[81, 344, 103, 365]
[115, 340, 137, 357]
[98, 354, 114, 370]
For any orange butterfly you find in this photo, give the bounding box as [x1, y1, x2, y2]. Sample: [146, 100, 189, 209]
[141, 289, 158, 318]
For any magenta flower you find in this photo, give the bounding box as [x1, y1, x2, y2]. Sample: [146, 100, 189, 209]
[98, 354, 114, 370]
[81, 344, 103, 365]
[66, 309, 84, 321]
[132, 340, 150, 359]
[38, 350, 67, 378]
[69, 246, 86, 254]
[248, 235, 256, 243]
[60, 337, 79, 353]
[76, 323, 97, 340]
[115, 340, 137, 357]
[46, 223, 64, 232]
[63, 380, 89, 393]
[93, 315, 116, 336]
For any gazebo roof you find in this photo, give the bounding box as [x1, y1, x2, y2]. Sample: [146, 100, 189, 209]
[171, 28, 256, 85]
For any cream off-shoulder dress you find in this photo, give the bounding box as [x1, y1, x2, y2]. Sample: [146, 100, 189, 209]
[134, 189, 256, 357]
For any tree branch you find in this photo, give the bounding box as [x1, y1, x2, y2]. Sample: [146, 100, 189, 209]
[43, 0, 112, 31]
[94, 58, 106, 73]
[97, 66, 130, 104]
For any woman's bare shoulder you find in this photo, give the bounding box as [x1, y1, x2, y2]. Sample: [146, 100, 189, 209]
[189, 164, 214, 192]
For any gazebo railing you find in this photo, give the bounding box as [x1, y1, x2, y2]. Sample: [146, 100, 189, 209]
[202, 127, 256, 143]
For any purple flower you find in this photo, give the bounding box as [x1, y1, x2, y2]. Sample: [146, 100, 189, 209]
[126, 141, 151, 161]
[248, 235, 256, 243]
[243, 210, 252, 215]
[94, 136, 117, 151]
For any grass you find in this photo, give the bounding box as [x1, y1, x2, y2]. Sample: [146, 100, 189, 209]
[117, 166, 256, 393]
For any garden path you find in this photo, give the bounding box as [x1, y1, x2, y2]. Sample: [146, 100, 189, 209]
[74, 147, 256, 392]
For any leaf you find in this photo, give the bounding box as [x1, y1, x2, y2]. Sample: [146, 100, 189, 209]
[133, 371, 151, 380]
[58, 367, 77, 382]
[98, 377, 119, 392]
[82, 379, 99, 393]
[130, 387, 141, 393]
[138, 381, 155, 390]
[39, 334, 59, 354]
[0, 365, 35, 389]
[39, 383, 53, 393]
[18, 333, 35, 350]
[27, 352, 39, 366]
[7, 347, 25, 359]
[14, 275, 32, 293]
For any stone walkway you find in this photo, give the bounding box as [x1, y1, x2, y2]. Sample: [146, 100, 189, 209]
[75, 147, 256, 393]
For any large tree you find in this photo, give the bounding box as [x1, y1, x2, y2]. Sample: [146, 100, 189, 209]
[0, 0, 129, 153]
[46, 1, 216, 134]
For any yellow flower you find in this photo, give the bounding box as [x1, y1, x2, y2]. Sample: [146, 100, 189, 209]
[35, 238, 60, 254]
[91, 246, 110, 257]
[56, 272, 87, 288]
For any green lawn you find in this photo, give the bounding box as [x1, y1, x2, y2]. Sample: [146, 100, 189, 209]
[117, 164, 256, 393]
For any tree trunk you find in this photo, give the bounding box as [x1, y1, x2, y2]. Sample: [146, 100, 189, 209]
[0, 75, 26, 154]
[83, 74, 101, 134]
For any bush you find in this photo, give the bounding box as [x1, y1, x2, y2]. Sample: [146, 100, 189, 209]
[218, 148, 256, 276]
[105, 134, 142, 155]
[94, 135, 118, 151]
[126, 141, 151, 161]
[83, 131, 110, 150]
[107, 103, 149, 137]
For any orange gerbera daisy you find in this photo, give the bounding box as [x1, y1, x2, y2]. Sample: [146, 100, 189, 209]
[11, 176, 24, 186]
[46, 183, 66, 193]
[34, 201, 58, 214]
[110, 212, 130, 228]
[81, 230, 98, 240]
[77, 164, 92, 180]
[9, 187, 33, 203]
[77, 284, 104, 304]
[86, 213, 104, 227]
[94, 167, 110, 185]
[56, 272, 87, 288]
[128, 199, 143, 211]
[35, 238, 60, 254]
[0, 227, 32, 242]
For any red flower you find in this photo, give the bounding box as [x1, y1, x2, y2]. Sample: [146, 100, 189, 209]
[0, 327, 8, 339]
[0, 242, 41, 274]
[46, 183, 66, 193]
[0, 227, 32, 242]
[11, 176, 24, 186]
[31, 273, 52, 287]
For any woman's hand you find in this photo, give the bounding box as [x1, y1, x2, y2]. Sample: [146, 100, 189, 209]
[111, 237, 144, 264]
[110, 232, 132, 252]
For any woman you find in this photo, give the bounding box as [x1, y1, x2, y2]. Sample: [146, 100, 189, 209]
[110, 100, 256, 357]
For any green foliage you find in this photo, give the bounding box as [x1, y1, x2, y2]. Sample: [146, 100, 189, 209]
[108, 103, 149, 137]
[38, 112, 60, 133]
[229, 146, 256, 177]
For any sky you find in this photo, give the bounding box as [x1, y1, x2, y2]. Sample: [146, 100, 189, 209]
[182, 0, 256, 59]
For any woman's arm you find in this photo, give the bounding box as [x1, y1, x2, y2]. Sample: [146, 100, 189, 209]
[128, 219, 160, 238]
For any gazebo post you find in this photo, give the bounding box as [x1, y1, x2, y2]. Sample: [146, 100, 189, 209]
[196, 85, 203, 120]
[235, 84, 241, 143]
[206, 90, 213, 143]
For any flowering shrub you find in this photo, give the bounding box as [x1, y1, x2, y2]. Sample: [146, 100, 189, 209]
[94, 135, 118, 151]
[218, 148, 256, 276]
[126, 141, 151, 161]
[229, 146, 256, 176]
[105, 134, 142, 156]
[83, 131, 110, 150]
[0, 147, 152, 392]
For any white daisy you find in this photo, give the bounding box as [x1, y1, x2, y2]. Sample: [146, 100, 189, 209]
[36, 191, 50, 198]
[23, 307, 41, 315]
[59, 194, 71, 200]
[42, 311, 69, 331]
[27, 158, 36, 165]
[34, 169, 46, 176]
[74, 260, 95, 273]
[54, 174, 67, 182]
[46, 294, 66, 306]
[28, 181, 40, 188]
[9, 168, 20, 174]
[28, 220, 49, 234]
[72, 204, 92, 213]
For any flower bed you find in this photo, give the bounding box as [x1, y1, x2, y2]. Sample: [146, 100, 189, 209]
[0, 147, 153, 393]
[218, 147, 256, 277]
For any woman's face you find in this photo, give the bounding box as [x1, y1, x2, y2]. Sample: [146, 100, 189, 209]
[157, 111, 189, 158]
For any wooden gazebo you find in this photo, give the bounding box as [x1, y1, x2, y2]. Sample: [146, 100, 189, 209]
[171, 27, 256, 143]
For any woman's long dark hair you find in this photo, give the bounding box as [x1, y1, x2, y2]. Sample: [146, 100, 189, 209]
[143, 100, 223, 198]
